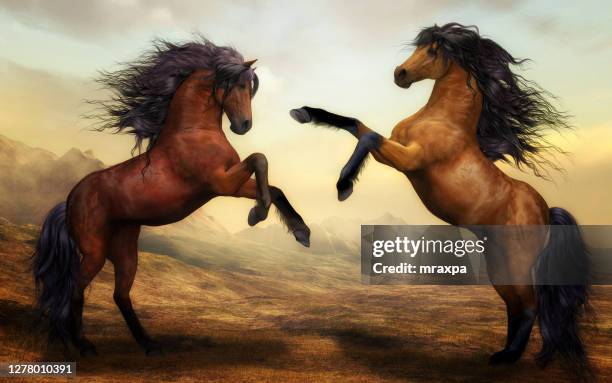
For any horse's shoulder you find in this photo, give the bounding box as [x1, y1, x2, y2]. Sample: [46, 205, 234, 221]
[393, 115, 463, 143]
[390, 112, 423, 141]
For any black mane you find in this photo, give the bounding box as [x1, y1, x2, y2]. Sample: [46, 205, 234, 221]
[414, 23, 570, 177]
[89, 36, 258, 154]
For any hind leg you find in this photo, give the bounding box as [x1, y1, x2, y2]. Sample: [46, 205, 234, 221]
[70, 290, 98, 356]
[71, 229, 109, 356]
[108, 225, 159, 355]
[488, 233, 540, 364]
[490, 285, 536, 364]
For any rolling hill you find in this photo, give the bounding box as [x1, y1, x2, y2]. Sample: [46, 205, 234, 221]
[1, 217, 611, 382]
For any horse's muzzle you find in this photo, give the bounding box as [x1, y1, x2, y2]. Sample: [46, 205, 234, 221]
[230, 119, 252, 135]
[394, 66, 413, 88]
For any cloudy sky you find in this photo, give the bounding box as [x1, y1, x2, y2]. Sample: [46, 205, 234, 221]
[0, 0, 611, 231]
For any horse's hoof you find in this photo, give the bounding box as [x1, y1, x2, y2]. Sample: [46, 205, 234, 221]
[248, 208, 260, 226]
[337, 181, 353, 201]
[145, 346, 163, 356]
[79, 342, 98, 358]
[248, 206, 268, 226]
[144, 341, 163, 356]
[489, 349, 521, 365]
[293, 227, 311, 248]
[290, 108, 311, 123]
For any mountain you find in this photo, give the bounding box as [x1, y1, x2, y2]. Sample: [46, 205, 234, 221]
[0, 134, 104, 225]
[237, 213, 408, 255]
[235, 222, 349, 255]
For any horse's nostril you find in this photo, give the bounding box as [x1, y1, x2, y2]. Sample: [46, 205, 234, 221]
[394, 67, 408, 82]
[242, 120, 251, 131]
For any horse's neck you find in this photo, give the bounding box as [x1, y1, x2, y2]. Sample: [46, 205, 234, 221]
[423, 63, 482, 134]
[162, 80, 223, 135]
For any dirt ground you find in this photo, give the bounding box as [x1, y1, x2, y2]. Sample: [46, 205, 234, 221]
[1, 222, 610, 382]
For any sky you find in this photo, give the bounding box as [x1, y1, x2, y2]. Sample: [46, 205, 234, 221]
[0, 0, 611, 231]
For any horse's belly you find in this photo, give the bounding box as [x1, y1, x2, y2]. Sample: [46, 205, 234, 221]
[409, 179, 468, 224]
[136, 194, 215, 226]
[107, 170, 215, 225]
[115, 181, 215, 225]
[406, 167, 508, 225]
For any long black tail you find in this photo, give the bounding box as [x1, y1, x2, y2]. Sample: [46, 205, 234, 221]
[535, 207, 590, 371]
[32, 202, 80, 344]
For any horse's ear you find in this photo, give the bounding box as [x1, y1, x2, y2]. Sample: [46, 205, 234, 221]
[244, 59, 257, 67]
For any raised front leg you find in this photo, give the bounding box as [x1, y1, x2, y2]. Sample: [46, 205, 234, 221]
[211, 153, 272, 226]
[236, 180, 311, 247]
[337, 133, 424, 200]
[291, 106, 424, 200]
[336, 132, 382, 201]
[290, 107, 361, 136]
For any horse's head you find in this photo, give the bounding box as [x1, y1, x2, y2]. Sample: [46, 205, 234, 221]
[394, 42, 450, 88]
[214, 59, 259, 135]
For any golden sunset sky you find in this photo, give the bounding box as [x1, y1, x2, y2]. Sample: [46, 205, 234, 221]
[0, 0, 610, 231]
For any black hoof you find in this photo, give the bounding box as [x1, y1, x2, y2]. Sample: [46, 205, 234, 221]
[489, 349, 522, 365]
[293, 227, 311, 248]
[290, 108, 312, 124]
[248, 205, 269, 226]
[143, 340, 163, 356]
[145, 346, 163, 356]
[337, 180, 353, 201]
[79, 340, 98, 357]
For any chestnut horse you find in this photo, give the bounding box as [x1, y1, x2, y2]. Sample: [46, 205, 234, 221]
[291, 24, 589, 371]
[33, 39, 310, 356]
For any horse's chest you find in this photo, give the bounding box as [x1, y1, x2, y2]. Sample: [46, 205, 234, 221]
[394, 121, 460, 157]
[177, 142, 239, 180]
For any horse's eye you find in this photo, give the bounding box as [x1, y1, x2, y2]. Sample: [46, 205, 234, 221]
[239, 83, 246, 89]
[427, 47, 437, 57]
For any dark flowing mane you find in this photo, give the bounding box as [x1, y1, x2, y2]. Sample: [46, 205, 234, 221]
[414, 23, 570, 177]
[89, 36, 259, 154]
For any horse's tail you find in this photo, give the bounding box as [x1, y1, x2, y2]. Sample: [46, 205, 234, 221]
[32, 202, 80, 344]
[535, 207, 590, 371]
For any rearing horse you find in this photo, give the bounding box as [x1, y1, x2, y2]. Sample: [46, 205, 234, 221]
[33, 39, 310, 356]
[291, 24, 589, 371]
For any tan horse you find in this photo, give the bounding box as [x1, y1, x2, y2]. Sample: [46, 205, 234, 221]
[291, 23, 589, 371]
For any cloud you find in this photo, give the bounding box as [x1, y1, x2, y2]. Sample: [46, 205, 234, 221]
[524, 4, 612, 52]
[0, 0, 525, 42]
[0, 58, 134, 163]
[0, 0, 228, 39]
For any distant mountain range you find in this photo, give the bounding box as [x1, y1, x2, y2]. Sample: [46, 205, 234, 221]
[0, 134, 409, 256]
[0, 134, 104, 225]
[236, 212, 408, 255]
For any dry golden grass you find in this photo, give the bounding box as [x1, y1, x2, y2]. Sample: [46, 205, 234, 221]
[0, 220, 610, 382]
